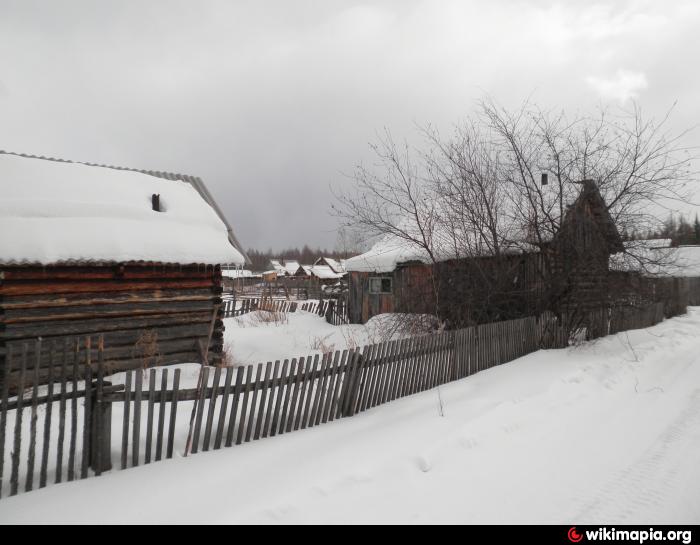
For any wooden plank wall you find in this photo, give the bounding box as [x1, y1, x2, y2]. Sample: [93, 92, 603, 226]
[0, 264, 224, 386]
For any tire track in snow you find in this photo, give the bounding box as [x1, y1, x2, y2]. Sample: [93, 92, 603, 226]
[573, 389, 700, 523]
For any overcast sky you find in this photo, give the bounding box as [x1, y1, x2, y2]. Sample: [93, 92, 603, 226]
[1, 0, 699, 251]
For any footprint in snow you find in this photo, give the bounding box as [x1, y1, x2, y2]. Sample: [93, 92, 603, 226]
[502, 422, 521, 434]
[416, 455, 432, 473]
[459, 437, 478, 450]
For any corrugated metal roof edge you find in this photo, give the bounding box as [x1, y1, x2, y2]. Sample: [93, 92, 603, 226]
[0, 150, 250, 265]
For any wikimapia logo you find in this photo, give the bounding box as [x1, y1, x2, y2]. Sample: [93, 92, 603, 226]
[567, 527, 693, 544]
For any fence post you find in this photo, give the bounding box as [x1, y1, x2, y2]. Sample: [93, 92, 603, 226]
[89, 380, 113, 473]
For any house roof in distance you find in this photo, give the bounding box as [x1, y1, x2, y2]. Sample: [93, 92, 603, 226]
[0, 151, 246, 267]
[314, 257, 346, 274]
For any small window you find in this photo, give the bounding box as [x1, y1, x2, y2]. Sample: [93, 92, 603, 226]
[369, 277, 392, 294]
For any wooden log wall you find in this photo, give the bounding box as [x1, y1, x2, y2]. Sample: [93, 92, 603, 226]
[0, 264, 225, 387]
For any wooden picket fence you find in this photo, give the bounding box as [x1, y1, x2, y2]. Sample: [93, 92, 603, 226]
[222, 298, 348, 324]
[0, 300, 684, 501]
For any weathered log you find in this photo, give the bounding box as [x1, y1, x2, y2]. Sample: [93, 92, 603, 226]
[0, 312, 219, 339]
[0, 289, 219, 310]
[0, 279, 216, 297]
[1, 301, 219, 324]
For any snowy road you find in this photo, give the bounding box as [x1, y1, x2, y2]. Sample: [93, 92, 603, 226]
[1, 310, 699, 524]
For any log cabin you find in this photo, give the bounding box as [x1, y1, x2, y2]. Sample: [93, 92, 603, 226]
[0, 151, 248, 384]
[346, 180, 624, 327]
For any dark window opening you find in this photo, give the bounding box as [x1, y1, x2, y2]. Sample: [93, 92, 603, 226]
[369, 277, 392, 294]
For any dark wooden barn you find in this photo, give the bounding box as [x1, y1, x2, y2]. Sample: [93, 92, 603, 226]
[346, 180, 624, 327]
[0, 151, 248, 384]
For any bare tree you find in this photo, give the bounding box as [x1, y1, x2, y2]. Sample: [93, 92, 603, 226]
[334, 99, 698, 332]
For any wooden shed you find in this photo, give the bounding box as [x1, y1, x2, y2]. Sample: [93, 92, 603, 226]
[346, 180, 623, 326]
[0, 151, 247, 383]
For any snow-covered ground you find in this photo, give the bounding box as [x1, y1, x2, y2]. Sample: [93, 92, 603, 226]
[2, 310, 700, 524]
[223, 310, 414, 366]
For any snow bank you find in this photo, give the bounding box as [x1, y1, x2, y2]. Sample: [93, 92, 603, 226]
[0, 153, 244, 266]
[3, 309, 700, 524]
[224, 310, 411, 365]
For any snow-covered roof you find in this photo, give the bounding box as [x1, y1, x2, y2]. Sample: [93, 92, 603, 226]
[281, 260, 299, 275]
[309, 265, 345, 280]
[610, 243, 700, 278]
[314, 257, 346, 274]
[0, 152, 245, 266]
[346, 230, 536, 273]
[222, 269, 257, 279]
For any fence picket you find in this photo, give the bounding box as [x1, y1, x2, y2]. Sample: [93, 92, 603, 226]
[131, 368, 143, 467]
[281, 358, 300, 434]
[270, 360, 289, 436]
[254, 362, 273, 440]
[121, 371, 132, 470]
[0, 345, 12, 499]
[68, 340, 79, 482]
[300, 355, 319, 430]
[26, 340, 41, 492]
[290, 357, 308, 431]
[321, 351, 341, 424]
[55, 341, 68, 484]
[155, 369, 168, 461]
[145, 370, 157, 464]
[225, 366, 245, 447]
[235, 366, 254, 445]
[203, 366, 222, 451]
[371, 341, 390, 409]
[191, 366, 210, 453]
[245, 364, 263, 442]
[261, 361, 280, 438]
[10, 344, 28, 496]
[358, 343, 378, 412]
[213, 367, 234, 450]
[166, 369, 181, 459]
[328, 350, 348, 422]
[39, 341, 55, 488]
[310, 353, 331, 427]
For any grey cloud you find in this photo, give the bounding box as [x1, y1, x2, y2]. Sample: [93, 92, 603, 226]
[0, 0, 698, 250]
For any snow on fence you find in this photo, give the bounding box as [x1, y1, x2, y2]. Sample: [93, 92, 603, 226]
[0, 301, 680, 501]
[222, 298, 348, 325]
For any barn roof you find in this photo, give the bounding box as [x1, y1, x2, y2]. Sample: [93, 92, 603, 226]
[0, 151, 247, 266]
